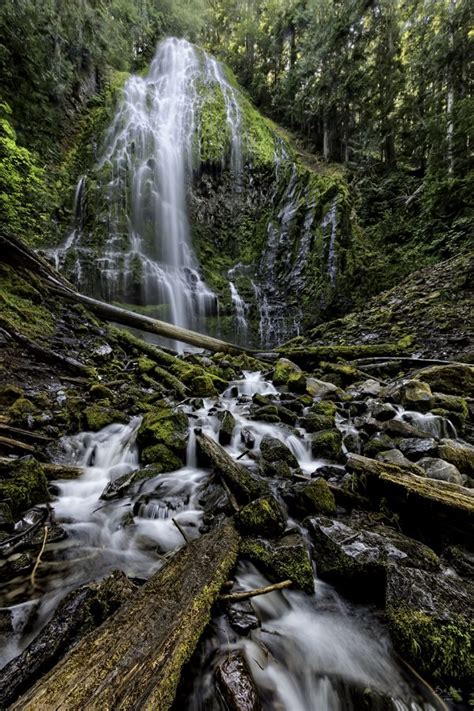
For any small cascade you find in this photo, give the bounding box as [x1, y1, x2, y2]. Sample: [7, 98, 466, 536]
[207, 57, 243, 184]
[229, 281, 249, 335]
[321, 198, 338, 285]
[47, 176, 86, 281]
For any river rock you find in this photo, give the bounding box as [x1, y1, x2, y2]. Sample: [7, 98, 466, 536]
[215, 651, 261, 711]
[0, 456, 50, 518]
[376, 449, 414, 468]
[417, 457, 464, 484]
[343, 431, 363, 454]
[438, 438, 474, 476]
[301, 413, 334, 433]
[283, 478, 336, 517]
[272, 358, 302, 386]
[240, 532, 314, 593]
[398, 437, 438, 460]
[218, 410, 236, 446]
[240, 428, 255, 449]
[310, 429, 342, 460]
[306, 378, 342, 400]
[226, 601, 260, 635]
[386, 566, 473, 683]
[400, 380, 433, 412]
[308, 516, 439, 601]
[369, 401, 397, 421]
[236, 495, 287, 537]
[380, 418, 432, 439]
[259, 435, 299, 468]
[363, 433, 397, 458]
[414, 363, 474, 397]
[347, 379, 383, 398]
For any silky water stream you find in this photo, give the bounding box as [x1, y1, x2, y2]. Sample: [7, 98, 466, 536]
[0, 372, 443, 709]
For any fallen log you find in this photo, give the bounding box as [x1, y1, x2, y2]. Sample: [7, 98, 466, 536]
[219, 580, 292, 602]
[0, 435, 35, 454]
[0, 572, 136, 708]
[12, 521, 240, 711]
[347, 453, 474, 544]
[196, 432, 269, 504]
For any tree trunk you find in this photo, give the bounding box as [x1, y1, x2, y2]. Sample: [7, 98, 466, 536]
[12, 521, 240, 711]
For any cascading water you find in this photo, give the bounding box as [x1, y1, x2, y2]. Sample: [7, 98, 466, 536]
[322, 197, 338, 285]
[54, 38, 248, 349]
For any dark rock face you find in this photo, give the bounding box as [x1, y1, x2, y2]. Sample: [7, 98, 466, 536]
[398, 437, 438, 460]
[226, 601, 260, 636]
[259, 435, 299, 468]
[215, 651, 261, 711]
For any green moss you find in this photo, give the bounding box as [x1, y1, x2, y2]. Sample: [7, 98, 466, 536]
[236, 496, 287, 537]
[272, 358, 302, 386]
[0, 457, 50, 517]
[138, 357, 156, 374]
[311, 429, 342, 460]
[310, 401, 337, 417]
[89, 383, 115, 400]
[139, 445, 183, 470]
[415, 364, 474, 397]
[303, 414, 335, 433]
[298, 479, 336, 515]
[198, 80, 229, 164]
[0, 263, 54, 339]
[240, 536, 314, 594]
[388, 608, 473, 683]
[138, 407, 188, 455]
[364, 434, 397, 459]
[83, 404, 125, 431]
[8, 397, 37, 426]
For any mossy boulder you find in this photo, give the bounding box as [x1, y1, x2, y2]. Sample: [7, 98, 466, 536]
[415, 364, 474, 397]
[400, 380, 433, 412]
[306, 378, 342, 400]
[432, 392, 469, 431]
[301, 414, 334, 433]
[236, 495, 287, 537]
[386, 566, 473, 684]
[284, 478, 336, 518]
[287, 371, 307, 393]
[140, 444, 183, 470]
[240, 533, 314, 594]
[438, 439, 474, 476]
[310, 429, 342, 460]
[417, 457, 464, 485]
[0, 457, 50, 518]
[137, 407, 188, 460]
[8, 397, 37, 426]
[363, 433, 397, 459]
[83, 404, 125, 432]
[309, 401, 337, 417]
[272, 358, 302, 386]
[217, 410, 236, 446]
[260, 435, 299, 468]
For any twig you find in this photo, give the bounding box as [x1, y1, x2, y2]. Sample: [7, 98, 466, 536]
[30, 524, 49, 590]
[218, 580, 292, 602]
[236, 449, 250, 460]
[172, 517, 189, 543]
[219, 476, 240, 513]
[0, 435, 35, 453]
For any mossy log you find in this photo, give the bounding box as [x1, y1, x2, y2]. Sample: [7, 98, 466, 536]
[347, 453, 474, 544]
[12, 521, 240, 711]
[196, 432, 269, 503]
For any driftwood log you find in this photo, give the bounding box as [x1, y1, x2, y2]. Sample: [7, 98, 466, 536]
[12, 521, 240, 711]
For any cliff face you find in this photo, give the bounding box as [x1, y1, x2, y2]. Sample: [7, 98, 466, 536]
[46, 40, 357, 349]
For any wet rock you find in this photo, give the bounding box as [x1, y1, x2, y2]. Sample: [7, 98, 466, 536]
[309, 400, 337, 417]
[218, 410, 236, 446]
[314, 464, 346, 481]
[260, 435, 299, 468]
[250, 405, 280, 423]
[236, 495, 287, 537]
[283, 478, 336, 517]
[418, 457, 464, 485]
[343, 431, 363, 454]
[444, 545, 474, 579]
[386, 566, 473, 683]
[215, 651, 261, 711]
[438, 438, 474, 476]
[226, 601, 260, 635]
[240, 428, 255, 449]
[432, 392, 469, 427]
[141, 444, 183, 469]
[370, 401, 397, 421]
[0, 609, 13, 637]
[352, 415, 379, 435]
[310, 429, 342, 460]
[137, 407, 188, 463]
[376, 449, 414, 468]
[272, 358, 302, 386]
[287, 371, 307, 393]
[347, 379, 383, 398]
[0, 502, 14, 531]
[301, 413, 334, 433]
[400, 380, 433, 412]
[414, 363, 474, 397]
[83, 404, 126, 431]
[306, 377, 342, 400]
[380, 418, 432, 439]
[0, 456, 50, 518]
[260, 459, 292, 479]
[308, 516, 439, 601]
[398, 437, 438, 460]
[363, 433, 397, 458]
[240, 532, 314, 593]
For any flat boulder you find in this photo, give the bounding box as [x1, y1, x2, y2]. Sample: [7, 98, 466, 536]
[418, 457, 464, 485]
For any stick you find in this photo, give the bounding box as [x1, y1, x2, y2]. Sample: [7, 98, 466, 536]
[219, 476, 240, 513]
[171, 518, 189, 543]
[30, 524, 49, 590]
[0, 435, 35, 453]
[218, 580, 292, 602]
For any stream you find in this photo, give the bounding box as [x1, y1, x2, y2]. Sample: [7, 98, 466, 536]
[0, 371, 444, 710]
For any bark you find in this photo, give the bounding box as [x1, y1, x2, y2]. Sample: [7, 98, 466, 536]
[219, 580, 292, 602]
[12, 521, 240, 711]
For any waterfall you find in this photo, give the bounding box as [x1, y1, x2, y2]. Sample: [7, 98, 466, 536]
[321, 198, 338, 285]
[56, 38, 245, 348]
[229, 281, 249, 335]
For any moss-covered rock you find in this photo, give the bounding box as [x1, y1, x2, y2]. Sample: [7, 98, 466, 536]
[309, 401, 337, 417]
[240, 533, 314, 594]
[138, 406, 188, 459]
[400, 380, 433, 412]
[301, 414, 335, 433]
[438, 439, 474, 476]
[363, 433, 397, 459]
[311, 429, 342, 460]
[260, 435, 299, 468]
[236, 495, 287, 537]
[284, 478, 336, 517]
[0, 457, 50, 518]
[83, 404, 125, 432]
[272, 358, 302, 386]
[8, 397, 37, 426]
[386, 566, 473, 684]
[140, 444, 183, 470]
[415, 364, 474, 397]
